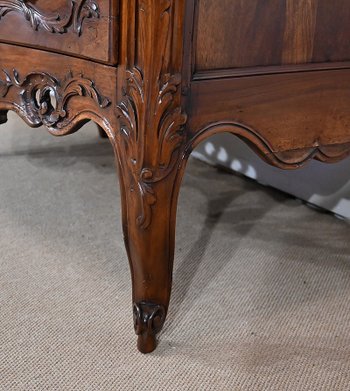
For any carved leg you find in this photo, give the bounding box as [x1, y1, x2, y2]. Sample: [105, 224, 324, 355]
[111, 0, 187, 353]
[0, 110, 8, 124]
[114, 147, 188, 353]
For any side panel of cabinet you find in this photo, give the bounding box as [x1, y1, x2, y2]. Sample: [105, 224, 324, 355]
[189, 69, 350, 153]
[195, 0, 350, 71]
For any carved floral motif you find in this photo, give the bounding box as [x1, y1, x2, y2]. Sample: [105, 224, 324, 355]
[116, 0, 187, 229]
[0, 0, 99, 35]
[117, 69, 186, 229]
[0, 68, 110, 128]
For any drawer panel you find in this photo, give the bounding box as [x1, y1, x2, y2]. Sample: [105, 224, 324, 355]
[190, 69, 350, 152]
[195, 0, 350, 71]
[0, 0, 118, 64]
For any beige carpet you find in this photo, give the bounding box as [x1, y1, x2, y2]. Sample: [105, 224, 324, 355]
[1, 113, 350, 390]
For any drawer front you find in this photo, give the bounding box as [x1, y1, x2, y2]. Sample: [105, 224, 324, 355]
[0, 0, 118, 64]
[195, 0, 350, 71]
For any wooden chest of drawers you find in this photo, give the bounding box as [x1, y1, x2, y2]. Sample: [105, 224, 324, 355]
[1, 0, 350, 354]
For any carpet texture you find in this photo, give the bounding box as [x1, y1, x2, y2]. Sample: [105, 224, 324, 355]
[1, 113, 350, 390]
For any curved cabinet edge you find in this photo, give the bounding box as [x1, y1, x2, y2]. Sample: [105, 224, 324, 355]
[184, 121, 350, 169]
[0, 43, 118, 141]
[186, 69, 350, 168]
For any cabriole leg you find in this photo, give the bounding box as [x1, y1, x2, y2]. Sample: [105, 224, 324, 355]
[113, 0, 188, 353]
[113, 145, 188, 353]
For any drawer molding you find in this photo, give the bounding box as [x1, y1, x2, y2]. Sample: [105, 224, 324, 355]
[0, 0, 99, 35]
[0, 68, 110, 128]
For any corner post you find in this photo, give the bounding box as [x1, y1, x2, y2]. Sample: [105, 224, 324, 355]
[114, 0, 188, 353]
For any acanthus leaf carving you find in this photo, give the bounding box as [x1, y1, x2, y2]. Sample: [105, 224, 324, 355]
[117, 70, 187, 229]
[0, 68, 110, 129]
[116, 0, 187, 230]
[0, 0, 99, 36]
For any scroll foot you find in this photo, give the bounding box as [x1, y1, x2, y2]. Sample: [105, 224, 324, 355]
[133, 301, 166, 353]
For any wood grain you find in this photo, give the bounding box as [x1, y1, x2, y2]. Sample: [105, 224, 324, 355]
[0, 0, 119, 64]
[1, 0, 350, 354]
[189, 70, 350, 153]
[282, 0, 318, 64]
[195, 0, 350, 70]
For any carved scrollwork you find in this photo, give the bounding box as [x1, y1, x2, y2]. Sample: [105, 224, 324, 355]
[0, 0, 99, 35]
[116, 0, 187, 229]
[133, 301, 166, 340]
[0, 68, 110, 128]
[117, 69, 186, 229]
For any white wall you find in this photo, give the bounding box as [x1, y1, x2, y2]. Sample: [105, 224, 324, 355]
[193, 134, 350, 220]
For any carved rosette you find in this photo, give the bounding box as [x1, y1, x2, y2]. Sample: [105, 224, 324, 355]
[116, 0, 187, 229]
[0, 68, 110, 129]
[0, 0, 99, 35]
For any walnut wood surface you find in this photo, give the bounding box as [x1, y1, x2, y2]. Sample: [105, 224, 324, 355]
[188, 70, 350, 162]
[1, 0, 350, 353]
[0, 0, 119, 64]
[0, 43, 117, 132]
[195, 0, 350, 70]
